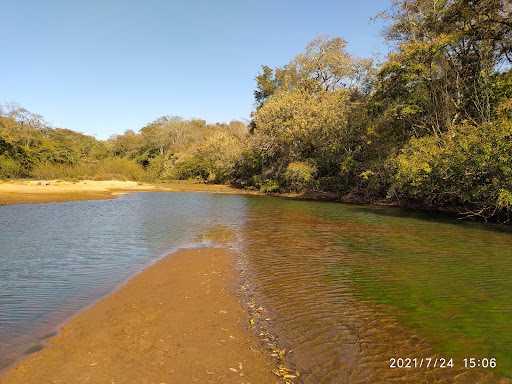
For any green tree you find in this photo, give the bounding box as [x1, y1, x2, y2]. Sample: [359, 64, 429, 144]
[251, 87, 368, 191]
[166, 126, 246, 183]
[372, 0, 512, 138]
[250, 36, 373, 192]
[254, 35, 373, 110]
[389, 108, 512, 220]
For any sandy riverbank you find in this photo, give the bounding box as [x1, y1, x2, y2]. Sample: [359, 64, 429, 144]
[0, 179, 259, 205]
[0, 247, 281, 384]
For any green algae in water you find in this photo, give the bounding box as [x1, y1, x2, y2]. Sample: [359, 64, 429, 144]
[250, 198, 512, 378]
[331, 222, 512, 377]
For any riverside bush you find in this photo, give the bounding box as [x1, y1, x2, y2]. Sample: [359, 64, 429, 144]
[30, 158, 151, 182]
[0, 155, 26, 178]
[389, 116, 512, 218]
[284, 161, 317, 191]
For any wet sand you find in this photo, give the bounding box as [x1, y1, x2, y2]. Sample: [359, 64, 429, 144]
[0, 179, 260, 205]
[0, 247, 280, 384]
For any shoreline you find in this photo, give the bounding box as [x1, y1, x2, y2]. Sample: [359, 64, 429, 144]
[0, 247, 281, 383]
[0, 179, 467, 221]
[0, 179, 263, 206]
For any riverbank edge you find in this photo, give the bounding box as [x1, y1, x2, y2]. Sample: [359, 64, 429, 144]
[1, 178, 465, 219]
[0, 246, 282, 384]
[0, 179, 265, 206]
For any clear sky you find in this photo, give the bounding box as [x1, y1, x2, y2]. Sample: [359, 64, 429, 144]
[0, 0, 390, 140]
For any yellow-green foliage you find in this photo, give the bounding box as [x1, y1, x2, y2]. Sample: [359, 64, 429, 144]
[255, 88, 350, 156]
[284, 161, 317, 191]
[258, 178, 280, 193]
[250, 86, 364, 192]
[390, 135, 443, 192]
[497, 189, 512, 211]
[166, 153, 210, 180]
[255, 87, 351, 169]
[31, 158, 151, 181]
[390, 115, 512, 215]
[167, 130, 245, 183]
[0, 155, 25, 178]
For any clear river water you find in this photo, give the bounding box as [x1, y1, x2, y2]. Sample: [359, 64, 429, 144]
[0, 192, 511, 383]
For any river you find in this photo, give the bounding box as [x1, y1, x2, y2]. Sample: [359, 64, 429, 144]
[0, 192, 510, 383]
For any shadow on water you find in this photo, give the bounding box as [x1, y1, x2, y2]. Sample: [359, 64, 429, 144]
[349, 203, 512, 235]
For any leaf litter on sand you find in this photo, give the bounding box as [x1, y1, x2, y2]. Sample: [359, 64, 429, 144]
[233, 245, 299, 383]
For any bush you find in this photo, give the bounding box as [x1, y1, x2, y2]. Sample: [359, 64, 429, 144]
[30, 158, 152, 182]
[30, 162, 78, 180]
[284, 161, 317, 191]
[166, 153, 210, 180]
[389, 116, 512, 218]
[259, 178, 281, 193]
[96, 158, 148, 181]
[166, 131, 245, 183]
[0, 155, 26, 178]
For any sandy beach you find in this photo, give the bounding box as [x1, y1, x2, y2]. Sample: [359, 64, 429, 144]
[0, 179, 259, 205]
[0, 247, 281, 384]
[0, 180, 281, 383]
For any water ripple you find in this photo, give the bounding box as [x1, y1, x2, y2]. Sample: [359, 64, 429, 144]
[1, 193, 511, 383]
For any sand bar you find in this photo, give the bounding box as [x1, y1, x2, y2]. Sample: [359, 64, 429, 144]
[0, 247, 280, 384]
[0, 179, 261, 205]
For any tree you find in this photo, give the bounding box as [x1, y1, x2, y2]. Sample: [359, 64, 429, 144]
[389, 110, 512, 220]
[108, 130, 143, 159]
[372, 0, 512, 138]
[254, 35, 373, 110]
[294, 34, 373, 92]
[254, 65, 279, 109]
[370, 0, 512, 218]
[166, 125, 246, 183]
[251, 87, 368, 191]
[140, 116, 206, 157]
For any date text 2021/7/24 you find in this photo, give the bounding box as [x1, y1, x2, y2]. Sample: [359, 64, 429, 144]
[389, 357, 497, 369]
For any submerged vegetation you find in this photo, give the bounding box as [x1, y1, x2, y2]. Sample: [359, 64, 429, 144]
[1, 0, 511, 220]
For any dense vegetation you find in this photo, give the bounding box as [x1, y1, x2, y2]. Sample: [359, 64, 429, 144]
[1, 0, 511, 220]
[0, 104, 248, 183]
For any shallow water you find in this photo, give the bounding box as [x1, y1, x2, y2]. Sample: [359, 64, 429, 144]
[0, 192, 511, 382]
[0, 192, 246, 370]
[237, 198, 512, 383]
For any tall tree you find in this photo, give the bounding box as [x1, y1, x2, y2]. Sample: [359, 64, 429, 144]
[254, 35, 373, 109]
[372, 0, 512, 138]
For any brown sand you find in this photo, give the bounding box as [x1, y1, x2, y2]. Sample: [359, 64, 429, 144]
[0, 248, 280, 384]
[0, 179, 260, 205]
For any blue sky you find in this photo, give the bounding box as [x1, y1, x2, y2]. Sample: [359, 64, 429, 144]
[0, 0, 390, 140]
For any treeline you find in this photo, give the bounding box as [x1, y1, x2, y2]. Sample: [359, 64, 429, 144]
[0, 104, 248, 182]
[1, 0, 511, 220]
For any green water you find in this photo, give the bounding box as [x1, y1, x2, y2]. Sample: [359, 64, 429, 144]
[324, 206, 512, 376]
[237, 198, 512, 382]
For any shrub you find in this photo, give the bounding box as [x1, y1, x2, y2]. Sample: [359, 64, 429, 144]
[166, 153, 210, 180]
[30, 158, 151, 182]
[284, 161, 317, 191]
[0, 155, 26, 178]
[389, 116, 512, 218]
[166, 131, 245, 183]
[30, 162, 77, 180]
[259, 178, 280, 193]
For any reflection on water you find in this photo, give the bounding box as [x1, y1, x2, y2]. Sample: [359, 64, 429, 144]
[0, 193, 511, 383]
